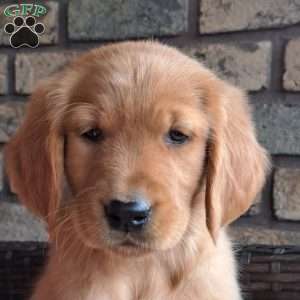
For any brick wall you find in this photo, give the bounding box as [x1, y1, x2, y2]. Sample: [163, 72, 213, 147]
[0, 0, 300, 247]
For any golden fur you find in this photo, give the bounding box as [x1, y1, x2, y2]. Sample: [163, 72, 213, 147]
[5, 41, 269, 300]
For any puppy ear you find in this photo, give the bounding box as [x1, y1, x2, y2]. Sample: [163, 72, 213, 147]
[204, 80, 269, 241]
[4, 80, 64, 227]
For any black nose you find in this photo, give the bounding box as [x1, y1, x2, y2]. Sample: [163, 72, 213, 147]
[105, 200, 151, 232]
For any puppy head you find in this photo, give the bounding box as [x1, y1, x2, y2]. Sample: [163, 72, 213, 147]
[5, 41, 269, 255]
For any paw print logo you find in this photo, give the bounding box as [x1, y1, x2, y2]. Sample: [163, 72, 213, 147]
[4, 16, 45, 48]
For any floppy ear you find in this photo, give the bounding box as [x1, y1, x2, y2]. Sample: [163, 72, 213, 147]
[204, 80, 269, 240]
[4, 81, 64, 227]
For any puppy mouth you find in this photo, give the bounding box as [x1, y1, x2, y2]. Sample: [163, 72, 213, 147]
[110, 235, 153, 253]
[119, 235, 146, 247]
[119, 239, 137, 247]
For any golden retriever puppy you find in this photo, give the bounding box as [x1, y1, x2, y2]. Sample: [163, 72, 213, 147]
[5, 41, 269, 300]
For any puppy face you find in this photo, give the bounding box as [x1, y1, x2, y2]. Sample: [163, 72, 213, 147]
[64, 62, 208, 253]
[62, 47, 208, 250]
[5, 42, 269, 256]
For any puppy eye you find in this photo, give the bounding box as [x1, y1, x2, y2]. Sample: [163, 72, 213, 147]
[167, 129, 189, 145]
[81, 128, 103, 142]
